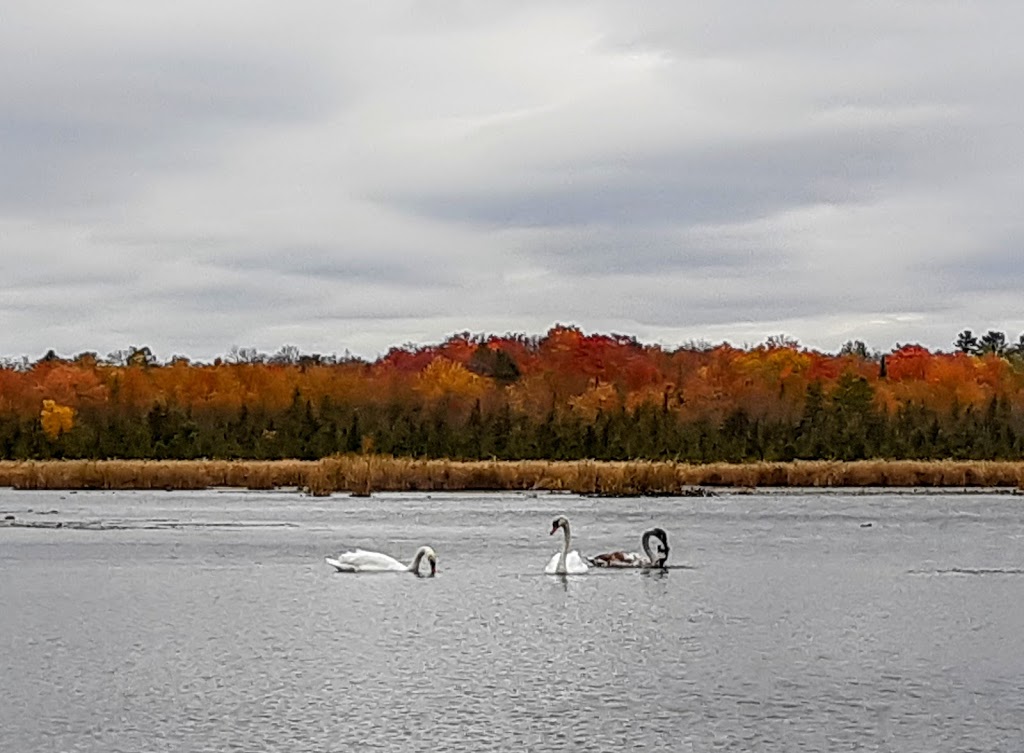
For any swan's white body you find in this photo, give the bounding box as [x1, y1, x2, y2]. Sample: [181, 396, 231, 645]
[588, 528, 670, 569]
[545, 516, 589, 575]
[325, 545, 437, 576]
[545, 549, 590, 575]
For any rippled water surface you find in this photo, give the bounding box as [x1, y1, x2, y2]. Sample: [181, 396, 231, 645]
[3, 488, 1024, 751]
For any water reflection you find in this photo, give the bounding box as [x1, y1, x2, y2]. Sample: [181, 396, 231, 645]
[545, 572, 604, 594]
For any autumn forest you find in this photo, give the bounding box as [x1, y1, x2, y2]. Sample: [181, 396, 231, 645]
[3, 326, 1024, 465]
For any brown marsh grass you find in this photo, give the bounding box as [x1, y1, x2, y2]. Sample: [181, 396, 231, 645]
[0, 460, 316, 492]
[2, 456, 1024, 494]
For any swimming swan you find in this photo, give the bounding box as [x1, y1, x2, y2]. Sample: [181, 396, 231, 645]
[325, 545, 437, 576]
[588, 527, 670, 569]
[545, 516, 589, 575]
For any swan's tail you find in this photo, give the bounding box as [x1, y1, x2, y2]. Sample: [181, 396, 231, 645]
[325, 556, 357, 572]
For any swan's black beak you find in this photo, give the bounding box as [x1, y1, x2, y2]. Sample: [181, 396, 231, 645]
[428, 558, 437, 577]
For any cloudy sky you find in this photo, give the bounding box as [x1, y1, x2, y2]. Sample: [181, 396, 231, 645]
[2, 1, 1022, 361]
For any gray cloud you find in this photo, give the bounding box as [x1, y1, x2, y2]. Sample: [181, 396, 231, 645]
[0, 3, 347, 217]
[1, 1, 1023, 361]
[385, 119, 958, 231]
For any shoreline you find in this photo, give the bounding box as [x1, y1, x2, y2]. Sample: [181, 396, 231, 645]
[1, 457, 1023, 495]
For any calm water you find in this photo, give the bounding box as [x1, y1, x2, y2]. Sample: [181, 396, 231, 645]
[2, 488, 1024, 752]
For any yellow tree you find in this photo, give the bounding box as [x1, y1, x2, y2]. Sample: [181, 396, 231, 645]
[415, 358, 486, 402]
[40, 399, 75, 440]
[568, 381, 620, 421]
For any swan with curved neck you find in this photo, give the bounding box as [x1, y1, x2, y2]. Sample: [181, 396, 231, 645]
[588, 528, 670, 569]
[326, 545, 437, 576]
[545, 516, 589, 574]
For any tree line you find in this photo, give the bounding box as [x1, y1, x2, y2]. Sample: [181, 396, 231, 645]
[2, 326, 1024, 462]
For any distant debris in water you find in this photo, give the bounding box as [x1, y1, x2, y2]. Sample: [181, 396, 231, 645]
[679, 486, 714, 497]
[916, 567, 1024, 576]
[860, 522, 873, 528]
[582, 485, 715, 498]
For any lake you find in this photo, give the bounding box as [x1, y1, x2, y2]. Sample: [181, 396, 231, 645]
[2, 488, 1024, 751]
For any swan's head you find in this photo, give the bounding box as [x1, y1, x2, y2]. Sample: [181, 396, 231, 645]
[643, 527, 670, 565]
[550, 516, 569, 535]
[424, 546, 438, 577]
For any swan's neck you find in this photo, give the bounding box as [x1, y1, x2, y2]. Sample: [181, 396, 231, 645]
[641, 531, 654, 563]
[408, 547, 426, 573]
[643, 531, 668, 567]
[558, 523, 571, 572]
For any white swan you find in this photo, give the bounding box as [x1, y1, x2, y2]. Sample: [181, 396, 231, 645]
[588, 527, 670, 569]
[545, 516, 589, 574]
[325, 545, 437, 576]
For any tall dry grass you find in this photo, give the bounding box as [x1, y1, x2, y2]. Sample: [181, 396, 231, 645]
[2, 457, 1023, 494]
[0, 460, 316, 491]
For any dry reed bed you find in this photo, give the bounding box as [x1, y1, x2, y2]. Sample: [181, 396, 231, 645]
[1, 457, 1023, 495]
[0, 460, 316, 491]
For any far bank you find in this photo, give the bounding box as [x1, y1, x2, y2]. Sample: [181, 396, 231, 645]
[1, 457, 1023, 496]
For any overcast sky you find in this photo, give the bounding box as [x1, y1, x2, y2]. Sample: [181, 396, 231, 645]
[2, 1, 1022, 362]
